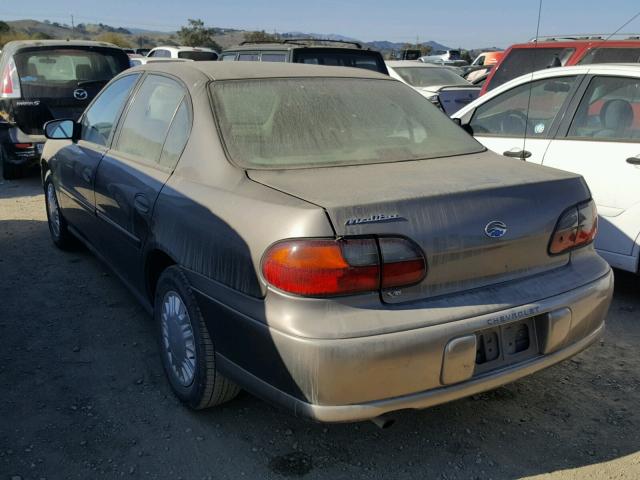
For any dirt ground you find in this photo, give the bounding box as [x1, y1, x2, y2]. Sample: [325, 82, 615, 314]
[1, 176, 639, 480]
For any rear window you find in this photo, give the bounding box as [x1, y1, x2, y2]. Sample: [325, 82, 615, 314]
[578, 47, 640, 65]
[178, 51, 218, 61]
[487, 47, 575, 91]
[211, 78, 483, 169]
[14, 47, 128, 84]
[292, 50, 387, 74]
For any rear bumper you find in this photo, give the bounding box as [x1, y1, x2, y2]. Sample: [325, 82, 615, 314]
[1, 126, 45, 166]
[200, 267, 613, 423]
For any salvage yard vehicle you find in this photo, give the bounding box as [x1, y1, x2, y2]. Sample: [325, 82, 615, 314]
[147, 46, 219, 61]
[386, 60, 480, 114]
[481, 35, 640, 94]
[0, 40, 130, 178]
[452, 64, 640, 274]
[41, 62, 612, 423]
[219, 39, 388, 75]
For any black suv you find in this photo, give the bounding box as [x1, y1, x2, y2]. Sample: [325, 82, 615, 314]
[219, 39, 388, 75]
[0, 40, 130, 178]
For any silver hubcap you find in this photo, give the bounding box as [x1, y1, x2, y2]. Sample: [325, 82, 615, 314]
[161, 291, 196, 387]
[46, 183, 61, 238]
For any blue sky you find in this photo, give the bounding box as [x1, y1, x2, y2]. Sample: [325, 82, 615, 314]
[3, 1, 639, 48]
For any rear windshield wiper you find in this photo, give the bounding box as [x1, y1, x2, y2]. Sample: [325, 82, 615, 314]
[76, 79, 108, 88]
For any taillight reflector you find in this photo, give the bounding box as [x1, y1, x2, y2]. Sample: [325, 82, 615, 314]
[262, 237, 427, 297]
[1, 59, 21, 99]
[549, 200, 598, 255]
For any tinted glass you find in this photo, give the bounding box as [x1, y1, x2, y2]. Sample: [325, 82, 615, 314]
[212, 78, 483, 169]
[470, 76, 577, 137]
[116, 75, 185, 162]
[152, 50, 171, 58]
[578, 47, 640, 65]
[220, 54, 237, 61]
[159, 100, 191, 168]
[393, 67, 469, 87]
[261, 53, 287, 62]
[14, 48, 127, 84]
[568, 76, 640, 141]
[293, 50, 386, 73]
[238, 53, 260, 61]
[487, 48, 575, 91]
[80, 74, 140, 146]
[178, 51, 218, 61]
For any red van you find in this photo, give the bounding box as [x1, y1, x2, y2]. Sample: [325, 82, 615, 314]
[481, 35, 640, 95]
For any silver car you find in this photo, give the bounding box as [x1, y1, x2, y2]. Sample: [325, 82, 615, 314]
[41, 62, 613, 424]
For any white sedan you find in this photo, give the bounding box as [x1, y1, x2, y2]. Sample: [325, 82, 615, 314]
[452, 64, 640, 273]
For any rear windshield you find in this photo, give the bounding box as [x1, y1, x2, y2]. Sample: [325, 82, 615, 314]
[292, 50, 387, 74]
[178, 51, 218, 61]
[487, 47, 575, 91]
[212, 78, 483, 169]
[578, 47, 640, 65]
[393, 67, 469, 87]
[14, 47, 128, 85]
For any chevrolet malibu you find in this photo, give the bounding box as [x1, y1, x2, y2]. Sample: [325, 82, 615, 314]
[41, 62, 613, 423]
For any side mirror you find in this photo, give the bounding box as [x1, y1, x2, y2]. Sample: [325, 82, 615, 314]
[44, 119, 77, 140]
[452, 115, 474, 136]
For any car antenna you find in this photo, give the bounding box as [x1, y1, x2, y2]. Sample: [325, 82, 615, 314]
[587, 10, 640, 54]
[522, 0, 544, 160]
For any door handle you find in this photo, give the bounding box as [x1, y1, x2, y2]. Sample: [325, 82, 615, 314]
[626, 156, 640, 165]
[133, 194, 150, 214]
[81, 168, 93, 183]
[503, 149, 532, 159]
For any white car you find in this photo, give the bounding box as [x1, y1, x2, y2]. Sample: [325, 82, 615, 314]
[386, 61, 479, 114]
[129, 57, 192, 67]
[452, 64, 640, 273]
[146, 46, 219, 61]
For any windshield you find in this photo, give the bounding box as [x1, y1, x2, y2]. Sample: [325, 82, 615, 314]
[212, 78, 483, 169]
[14, 48, 127, 85]
[178, 51, 218, 61]
[578, 47, 640, 64]
[393, 67, 469, 88]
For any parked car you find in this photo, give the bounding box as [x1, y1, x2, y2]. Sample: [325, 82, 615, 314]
[470, 51, 503, 68]
[129, 57, 191, 67]
[41, 62, 612, 423]
[386, 60, 480, 114]
[420, 49, 462, 63]
[395, 49, 422, 60]
[453, 63, 640, 274]
[219, 39, 388, 75]
[481, 35, 640, 94]
[0, 40, 130, 179]
[135, 48, 151, 56]
[464, 51, 504, 83]
[147, 46, 219, 61]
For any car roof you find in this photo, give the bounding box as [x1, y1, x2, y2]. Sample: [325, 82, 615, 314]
[386, 60, 440, 68]
[508, 39, 640, 49]
[2, 39, 121, 55]
[130, 61, 390, 81]
[223, 43, 373, 53]
[151, 45, 217, 52]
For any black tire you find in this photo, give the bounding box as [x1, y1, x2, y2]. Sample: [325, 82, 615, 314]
[155, 266, 240, 409]
[43, 175, 76, 250]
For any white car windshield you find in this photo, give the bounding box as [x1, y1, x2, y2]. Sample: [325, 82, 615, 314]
[212, 77, 483, 169]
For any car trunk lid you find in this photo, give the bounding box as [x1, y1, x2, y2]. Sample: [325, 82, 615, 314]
[248, 151, 591, 303]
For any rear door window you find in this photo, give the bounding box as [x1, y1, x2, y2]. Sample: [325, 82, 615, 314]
[578, 47, 640, 65]
[159, 99, 191, 169]
[261, 53, 287, 62]
[238, 53, 260, 61]
[567, 76, 640, 141]
[220, 53, 237, 61]
[80, 74, 140, 146]
[115, 74, 185, 164]
[487, 47, 575, 91]
[470, 76, 578, 137]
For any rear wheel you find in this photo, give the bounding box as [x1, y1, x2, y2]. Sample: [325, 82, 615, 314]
[155, 266, 240, 409]
[44, 176, 75, 249]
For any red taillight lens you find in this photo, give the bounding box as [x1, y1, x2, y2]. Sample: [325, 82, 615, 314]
[262, 237, 427, 297]
[549, 200, 598, 255]
[1, 59, 21, 99]
[14, 143, 33, 149]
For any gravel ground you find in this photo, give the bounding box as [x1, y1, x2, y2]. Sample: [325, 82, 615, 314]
[1, 176, 639, 480]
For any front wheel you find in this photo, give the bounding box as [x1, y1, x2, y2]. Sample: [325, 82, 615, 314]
[155, 266, 240, 409]
[44, 176, 75, 250]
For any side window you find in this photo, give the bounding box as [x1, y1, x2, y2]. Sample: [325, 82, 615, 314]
[115, 75, 185, 164]
[159, 99, 191, 169]
[261, 53, 287, 62]
[151, 49, 170, 58]
[220, 53, 237, 61]
[80, 74, 140, 146]
[470, 76, 577, 137]
[568, 76, 640, 141]
[238, 53, 259, 61]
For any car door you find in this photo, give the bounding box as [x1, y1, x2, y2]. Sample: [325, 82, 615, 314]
[467, 75, 581, 164]
[53, 73, 141, 242]
[542, 74, 640, 271]
[92, 73, 191, 289]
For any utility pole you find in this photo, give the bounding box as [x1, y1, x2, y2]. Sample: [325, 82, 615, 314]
[71, 14, 75, 35]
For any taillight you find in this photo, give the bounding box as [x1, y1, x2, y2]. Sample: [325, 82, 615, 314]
[549, 200, 598, 255]
[262, 237, 427, 297]
[1, 58, 21, 99]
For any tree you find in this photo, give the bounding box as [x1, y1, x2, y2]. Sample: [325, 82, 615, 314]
[0, 21, 10, 34]
[96, 32, 132, 48]
[244, 30, 279, 43]
[178, 19, 221, 50]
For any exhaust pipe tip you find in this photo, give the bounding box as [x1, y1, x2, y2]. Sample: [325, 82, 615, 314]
[370, 415, 396, 429]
